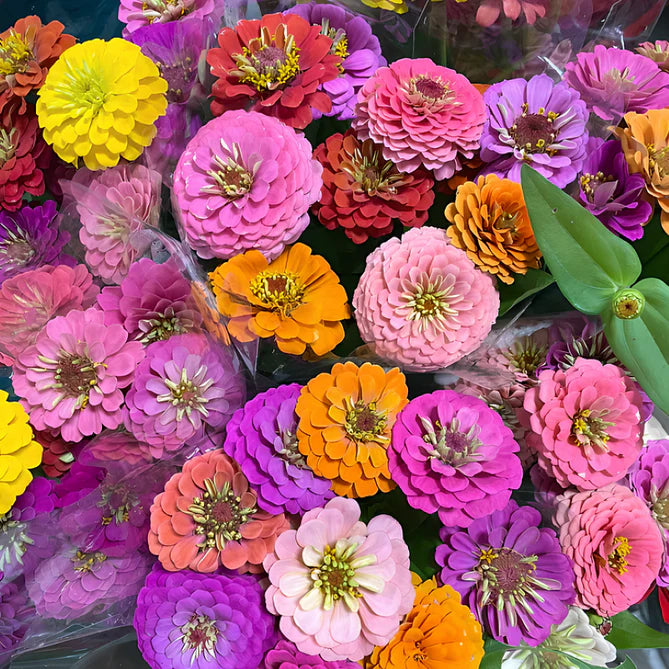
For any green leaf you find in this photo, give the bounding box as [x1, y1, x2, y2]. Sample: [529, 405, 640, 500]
[520, 165, 641, 314]
[559, 654, 636, 669]
[498, 268, 555, 315]
[632, 212, 669, 283]
[479, 639, 510, 669]
[606, 610, 669, 649]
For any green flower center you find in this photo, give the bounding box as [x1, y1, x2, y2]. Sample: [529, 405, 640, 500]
[344, 398, 388, 444]
[139, 309, 191, 344]
[612, 288, 644, 320]
[420, 415, 483, 466]
[156, 365, 213, 423]
[504, 336, 547, 376]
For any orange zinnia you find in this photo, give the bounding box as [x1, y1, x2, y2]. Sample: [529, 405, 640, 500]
[367, 577, 484, 669]
[295, 361, 408, 498]
[445, 174, 541, 284]
[210, 243, 350, 356]
[613, 109, 669, 234]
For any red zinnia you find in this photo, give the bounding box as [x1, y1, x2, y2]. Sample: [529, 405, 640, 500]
[313, 130, 435, 243]
[207, 12, 341, 129]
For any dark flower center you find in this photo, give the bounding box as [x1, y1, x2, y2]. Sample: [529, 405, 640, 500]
[344, 399, 389, 444]
[341, 139, 408, 196]
[256, 45, 287, 69]
[415, 77, 447, 99]
[54, 354, 99, 404]
[250, 270, 305, 316]
[422, 416, 482, 466]
[0, 32, 33, 76]
[180, 613, 219, 660]
[511, 105, 559, 154]
[580, 171, 617, 203]
[157, 56, 194, 104]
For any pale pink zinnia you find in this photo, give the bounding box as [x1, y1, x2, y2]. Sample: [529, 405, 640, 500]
[352, 58, 485, 180]
[264, 497, 413, 662]
[352, 227, 499, 372]
[520, 358, 644, 490]
[554, 483, 663, 616]
[13, 308, 144, 443]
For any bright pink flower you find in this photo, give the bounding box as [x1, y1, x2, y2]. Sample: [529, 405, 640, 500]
[520, 358, 644, 490]
[475, 0, 549, 26]
[264, 497, 413, 662]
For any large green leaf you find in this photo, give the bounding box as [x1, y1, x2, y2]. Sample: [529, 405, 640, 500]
[479, 639, 509, 669]
[498, 268, 555, 316]
[520, 165, 641, 314]
[606, 610, 669, 649]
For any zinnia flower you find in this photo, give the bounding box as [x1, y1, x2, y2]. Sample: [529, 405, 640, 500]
[563, 45, 669, 121]
[0, 16, 75, 114]
[52, 461, 105, 508]
[295, 361, 408, 498]
[389, 389, 523, 527]
[436, 500, 575, 646]
[13, 307, 145, 443]
[0, 578, 34, 666]
[210, 243, 350, 356]
[353, 58, 485, 180]
[352, 227, 499, 372]
[520, 358, 644, 490]
[173, 110, 322, 260]
[445, 174, 541, 284]
[553, 483, 663, 616]
[265, 639, 359, 668]
[480, 74, 588, 187]
[83, 429, 154, 466]
[148, 449, 289, 573]
[360, 0, 408, 13]
[36, 38, 168, 170]
[264, 497, 413, 661]
[97, 257, 202, 344]
[207, 13, 341, 129]
[223, 384, 334, 516]
[119, 0, 216, 36]
[134, 564, 276, 669]
[0, 264, 98, 362]
[637, 40, 669, 72]
[37, 429, 76, 477]
[313, 130, 435, 244]
[475, 0, 549, 26]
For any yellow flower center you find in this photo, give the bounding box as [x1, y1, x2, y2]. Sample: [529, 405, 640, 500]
[571, 408, 613, 451]
[0, 31, 33, 76]
[343, 398, 389, 444]
[72, 549, 107, 573]
[511, 104, 560, 155]
[403, 274, 460, 332]
[648, 143, 669, 179]
[321, 20, 348, 72]
[504, 337, 547, 376]
[249, 271, 305, 316]
[0, 128, 17, 165]
[608, 536, 631, 574]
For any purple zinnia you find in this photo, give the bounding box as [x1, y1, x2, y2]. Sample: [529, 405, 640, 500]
[285, 3, 385, 120]
[0, 577, 34, 666]
[628, 439, 669, 586]
[264, 639, 359, 668]
[133, 564, 276, 669]
[436, 500, 575, 646]
[124, 333, 245, 458]
[388, 390, 523, 528]
[578, 138, 653, 240]
[53, 461, 105, 509]
[97, 257, 203, 344]
[0, 200, 73, 283]
[480, 73, 588, 187]
[563, 45, 669, 121]
[223, 384, 334, 516]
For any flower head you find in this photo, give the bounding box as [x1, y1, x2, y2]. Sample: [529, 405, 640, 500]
[437, 501, 575, 646]
[211, 243, 350, 356]
[389, 390, 523, 527]
[553, 483, 663, 616]
[352, 227, 499, 372]
[264, 497, 413, 661]
[134, 564, 276, 669]
[37, 430, 77, 477]
[296, 361, 408, 498]
[13, 307, 145, 443]
[53, 461, 105, 508]
[475, 0, 549, 26]
[0, 578, 34, 666]
[83, 429, 154, 466]
[119, 0, 216, 37]
[148, 449, 289, 573]
[480, 74, 588, 187]
[353, 58, 485, 180]
[636, 40, 669, 72]
[36, 38, 168, 170]
[173, 110, 322, 260]
[207, 13, 341, 129]
[265, 639, 359, 668]
[313, 130, 435, 244]
[563, 45, 669, 121]
[224, 384, 334, 516]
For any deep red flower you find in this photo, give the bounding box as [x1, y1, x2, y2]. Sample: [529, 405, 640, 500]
[313, 130, 435, 244]
[37, 430, 76, 478]
[207, 13, 341, 129]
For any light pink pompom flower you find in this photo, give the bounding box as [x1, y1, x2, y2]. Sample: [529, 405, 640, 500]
[263, 497, 413, 662]
[352, 58, 485, 180]
[520, 358, 644, 490]
[352, 227, 499, 372]
[554, 484, 663, 616]
[13, 308, 144, 443]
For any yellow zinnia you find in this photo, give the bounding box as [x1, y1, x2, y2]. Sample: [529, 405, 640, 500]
[0, 390, 42, 515]
[360, 0, 409, 14]
[36, 38, 167, 170]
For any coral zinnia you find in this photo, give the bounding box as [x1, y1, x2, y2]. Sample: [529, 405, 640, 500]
[366, 578, 484, 668]
[295, 361, 408, 498]
[264, 497, 413, 661]
[313, 130, 435, 244]
[148, 449, 289, 573]
[210, 243, 350, 356]
[36, 38, 168, 170]
[0, 16, 75, 114]
[475, 0, 549, 26]
[207, 13, 341, 129]
[353, 58, 485, 180]
[445, 174, 541, 284]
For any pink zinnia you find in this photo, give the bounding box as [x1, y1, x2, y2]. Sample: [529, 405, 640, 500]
[554, 484, 663, 616]
[352, 58, 485, 180]
[475, 0, 549, 26]
[264, 497, 413, 662]
[352, 227, 499, 372]
[0, 264, 99, 363]
[13, 308, 144, 443]
[118, 0, 216, 37]
[520, 358, 644, 490]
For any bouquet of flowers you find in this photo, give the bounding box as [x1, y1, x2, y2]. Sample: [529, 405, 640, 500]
[0, 0, 668, 667]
